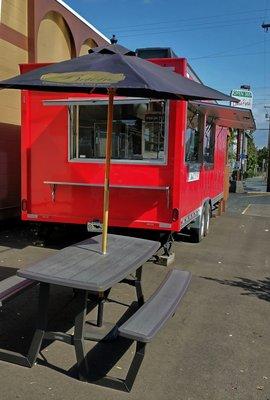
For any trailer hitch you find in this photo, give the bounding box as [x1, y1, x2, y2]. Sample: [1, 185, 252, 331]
[161, 232, 174, 257]
[155, 232, 175, 266]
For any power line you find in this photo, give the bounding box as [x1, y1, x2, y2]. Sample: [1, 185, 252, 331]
[189, 40, 270, 60]
[113, 16, 261, 35]
[104, 8, 266, 31]
[118, 18, 262, 38]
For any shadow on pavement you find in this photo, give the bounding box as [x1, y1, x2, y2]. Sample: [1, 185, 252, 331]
[38, 302, 138, 382]
[0, 218, 96, 251]
[200, 276, 270, 302]
[0, 284, 87, 355]
[0, 266, 18, 280]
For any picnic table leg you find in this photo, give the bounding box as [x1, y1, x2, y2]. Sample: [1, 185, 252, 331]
[96, 289, 110, 327]
[124, 342, 146, 392]
[135, 267, 144, 307]
[74, 290, 89, 381]
[27, 282, 50, 366]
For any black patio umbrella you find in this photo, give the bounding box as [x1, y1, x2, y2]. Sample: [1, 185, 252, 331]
[0, 43, 237, 253]
[0, 48, 236, 101]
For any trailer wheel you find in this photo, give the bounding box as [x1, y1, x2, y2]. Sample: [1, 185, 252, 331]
[190, 203, 210, 243]
[190, 209, 205, 243]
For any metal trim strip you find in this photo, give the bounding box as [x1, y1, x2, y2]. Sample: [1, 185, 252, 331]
[44, 181, 169, 190]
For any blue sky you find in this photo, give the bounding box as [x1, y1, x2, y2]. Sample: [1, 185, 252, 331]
[66, 0, 270, 147]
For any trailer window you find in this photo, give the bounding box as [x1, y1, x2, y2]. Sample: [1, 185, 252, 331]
[69, 100, 166, 162]
[203, 121, 215, 164]
[185, 109, 201, 163]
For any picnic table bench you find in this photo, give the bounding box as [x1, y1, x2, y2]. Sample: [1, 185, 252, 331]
[0, 276, 37, 307]
[96, 268, 191, 392]
[0, 234, 191, 392]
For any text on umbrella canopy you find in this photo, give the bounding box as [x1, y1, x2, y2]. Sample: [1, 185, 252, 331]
[41, 71, 126, 85]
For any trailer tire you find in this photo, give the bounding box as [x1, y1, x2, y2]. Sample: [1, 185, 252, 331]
[190, 209, 205, 243]
[190, 203, 211, 243]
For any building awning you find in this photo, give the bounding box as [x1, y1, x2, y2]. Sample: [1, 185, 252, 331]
[190, 101, 256, 131]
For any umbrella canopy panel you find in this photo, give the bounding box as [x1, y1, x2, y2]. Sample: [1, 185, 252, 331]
[0, 52, 236, 103]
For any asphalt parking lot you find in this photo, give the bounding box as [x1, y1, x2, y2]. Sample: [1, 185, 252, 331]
[0, 192, 269, 400]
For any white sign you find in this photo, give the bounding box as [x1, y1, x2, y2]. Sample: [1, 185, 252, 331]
[230, 89, 253, 110]
[188, 171, 200, 182]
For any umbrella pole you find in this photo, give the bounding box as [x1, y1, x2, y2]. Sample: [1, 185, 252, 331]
[102, 88, 115, 254]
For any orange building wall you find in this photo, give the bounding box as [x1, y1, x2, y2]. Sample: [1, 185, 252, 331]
[0, 0, 108, 219]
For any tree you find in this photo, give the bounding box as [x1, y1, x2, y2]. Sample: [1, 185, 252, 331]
[257, 146, 268, 171]
[228, 128, 237, 168]
[246, 134, 258, 177]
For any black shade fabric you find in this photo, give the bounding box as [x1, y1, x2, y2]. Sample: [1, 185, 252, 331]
[88, 43, 136, 56]
[0, 51, 236, 102]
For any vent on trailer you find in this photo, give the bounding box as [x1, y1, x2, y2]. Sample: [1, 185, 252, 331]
[135, 47, 178, 59]
[135, 47, 202, 83]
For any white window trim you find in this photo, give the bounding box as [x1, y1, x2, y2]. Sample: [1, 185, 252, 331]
[67, 100, 169, 166]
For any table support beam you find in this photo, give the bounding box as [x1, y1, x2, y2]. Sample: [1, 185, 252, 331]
[74, 290, 89, 381]
[87, 341, 146, 392]
[135, 267, 144, 307]
[27, 283, 50, 366]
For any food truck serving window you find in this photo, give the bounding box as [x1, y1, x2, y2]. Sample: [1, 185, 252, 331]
[69, 100, 167, 163]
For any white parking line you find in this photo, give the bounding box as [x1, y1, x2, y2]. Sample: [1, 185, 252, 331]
[245, 193, 270, 197]
[242, 204, 251, 215]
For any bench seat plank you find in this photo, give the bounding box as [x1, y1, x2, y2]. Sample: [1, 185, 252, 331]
[0, 276, 35, 306]
[118, 269, 191, 343]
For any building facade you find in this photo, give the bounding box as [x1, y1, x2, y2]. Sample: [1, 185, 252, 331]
[0, 0, 109, 219]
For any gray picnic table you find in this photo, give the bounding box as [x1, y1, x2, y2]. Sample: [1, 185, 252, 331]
[3, 234, 160, 380]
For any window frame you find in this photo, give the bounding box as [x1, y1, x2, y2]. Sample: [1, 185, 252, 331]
[203, 117, 216, 167]
[184, 106, 217, 169]
[67, 99, 169, 166]
[184, 107, 204, 167]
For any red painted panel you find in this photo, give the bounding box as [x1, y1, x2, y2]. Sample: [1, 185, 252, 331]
[22, 89, 177, 230]
[0, 123, 20, 219]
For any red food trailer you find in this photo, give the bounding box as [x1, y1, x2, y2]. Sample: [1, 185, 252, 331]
[19, 54, 255, 249]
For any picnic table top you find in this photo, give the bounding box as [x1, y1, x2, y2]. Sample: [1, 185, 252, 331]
[17, 234, 160, 292]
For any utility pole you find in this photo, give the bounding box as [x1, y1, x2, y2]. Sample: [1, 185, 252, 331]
[261, 23, 270, 192]
[264, 107, 270, 192]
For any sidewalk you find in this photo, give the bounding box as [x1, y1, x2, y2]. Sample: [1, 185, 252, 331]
[244, 176, 268, 193]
